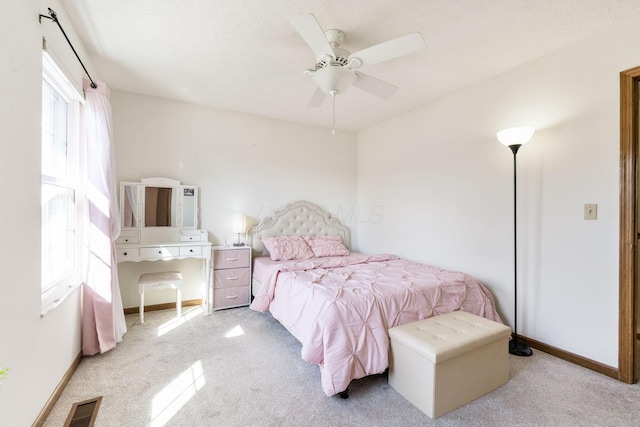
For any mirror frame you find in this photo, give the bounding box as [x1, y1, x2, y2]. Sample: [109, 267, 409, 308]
[119, 178, 199, 230]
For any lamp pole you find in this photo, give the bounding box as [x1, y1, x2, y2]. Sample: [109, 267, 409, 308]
[508, 144, 532, 356]
[497, 126, 535, 357]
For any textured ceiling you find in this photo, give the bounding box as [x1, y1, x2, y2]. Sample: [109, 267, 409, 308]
[60, 0, 640, 132]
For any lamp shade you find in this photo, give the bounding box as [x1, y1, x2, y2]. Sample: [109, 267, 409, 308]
[232, 213, 246, 234]
[497, 126, 535, 147]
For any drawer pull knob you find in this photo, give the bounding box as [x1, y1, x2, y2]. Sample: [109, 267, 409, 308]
[226, 276, 239, 280]
[158, 250, 162, 254]
[226, 257, 239, 261]
[226, 295, 238, 299]
[125, 239, 129, 242]
[189, 249, 194, 253]
[124, 252, 128, 256]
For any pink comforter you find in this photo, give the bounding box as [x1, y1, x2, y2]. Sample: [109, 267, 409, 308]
[250, 253, 502, 396]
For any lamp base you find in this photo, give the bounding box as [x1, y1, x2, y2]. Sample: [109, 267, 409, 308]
[509, 340, 533, 357]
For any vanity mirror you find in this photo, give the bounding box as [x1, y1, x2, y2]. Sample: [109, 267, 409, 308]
[119, 177, 198, 230]
[121, 183, 140, 228]
[116, 177, 213, 314]
[182, 187, 196, 228]
[144, 186, 175, 227]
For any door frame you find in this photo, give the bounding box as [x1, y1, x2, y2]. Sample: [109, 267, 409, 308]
[619, 65, 640, 384]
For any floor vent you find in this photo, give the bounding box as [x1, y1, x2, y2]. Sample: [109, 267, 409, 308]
[63, 396, 102, 427]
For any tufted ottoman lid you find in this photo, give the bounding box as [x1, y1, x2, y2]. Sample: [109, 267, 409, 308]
[388, 311, 512, 363]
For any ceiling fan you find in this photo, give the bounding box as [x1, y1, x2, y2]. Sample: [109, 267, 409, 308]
[289, 14, 427, 108]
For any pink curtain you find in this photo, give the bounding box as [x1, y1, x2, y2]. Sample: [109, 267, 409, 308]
[81, 79, 127, 355]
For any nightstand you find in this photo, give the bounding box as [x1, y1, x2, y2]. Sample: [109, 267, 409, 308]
[212, 246, 251, 310]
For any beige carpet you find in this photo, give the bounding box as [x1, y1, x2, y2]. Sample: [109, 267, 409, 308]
[42, 306, 640, 426]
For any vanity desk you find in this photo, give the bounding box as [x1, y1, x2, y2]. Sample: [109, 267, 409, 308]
[116, 178, 214, 314]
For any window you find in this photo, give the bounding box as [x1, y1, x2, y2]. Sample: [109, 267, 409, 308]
[41, 52, 83, 315]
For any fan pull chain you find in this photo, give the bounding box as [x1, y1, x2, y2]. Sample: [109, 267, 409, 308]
[331, 90, 337, 135]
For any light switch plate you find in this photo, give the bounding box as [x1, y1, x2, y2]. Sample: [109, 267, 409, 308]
[584, 203, 597, 220]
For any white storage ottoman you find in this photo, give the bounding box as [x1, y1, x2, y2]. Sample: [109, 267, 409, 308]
[388, 311, 511, 418]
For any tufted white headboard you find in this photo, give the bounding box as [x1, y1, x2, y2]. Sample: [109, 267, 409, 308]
[247, 200, 351, 257]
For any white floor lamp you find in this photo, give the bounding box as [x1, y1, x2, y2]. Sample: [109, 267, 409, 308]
[497, 126, 535, 357]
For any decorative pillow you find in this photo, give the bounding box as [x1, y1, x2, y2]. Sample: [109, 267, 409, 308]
[304, 235, 350, 257]
[262, 236, 315, 261]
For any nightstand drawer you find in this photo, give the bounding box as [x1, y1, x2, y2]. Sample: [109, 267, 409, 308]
[213, 286, 250, 309]
[214, 248, 250, 269]
[214, 268, 250, 289]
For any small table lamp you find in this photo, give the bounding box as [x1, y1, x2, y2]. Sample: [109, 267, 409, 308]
[232, 213, 246, 246]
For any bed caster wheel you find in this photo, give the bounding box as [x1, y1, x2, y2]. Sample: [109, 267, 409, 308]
[338, 389, 349, 399]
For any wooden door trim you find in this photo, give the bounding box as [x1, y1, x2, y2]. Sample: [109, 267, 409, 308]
[619, 65, 640, 384]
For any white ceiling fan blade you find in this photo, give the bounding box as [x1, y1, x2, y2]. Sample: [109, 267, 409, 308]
[349, 33, 426, 67]
[306, 86, 327, 108]
[288, 14, 335, 61]
[352, 72, 398, 99]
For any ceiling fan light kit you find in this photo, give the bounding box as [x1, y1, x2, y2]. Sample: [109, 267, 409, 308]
[311, 65, 358, 96]
[288, 14, 426, 131]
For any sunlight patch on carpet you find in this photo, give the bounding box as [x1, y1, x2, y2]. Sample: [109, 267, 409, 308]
[224, 324, 245, 338]
[157, 306, 203, 337]
[151, 360, 206, 427]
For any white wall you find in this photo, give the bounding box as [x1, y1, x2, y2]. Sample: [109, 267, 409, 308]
[0, 2, 90, 425]
[357, 16, 640, 367]
[3, 3, 639, 423]
[111, 91, 358, 307]
[0, 3, 356, 423]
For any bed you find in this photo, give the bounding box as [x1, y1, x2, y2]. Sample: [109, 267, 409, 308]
[247, 200, 503, 398]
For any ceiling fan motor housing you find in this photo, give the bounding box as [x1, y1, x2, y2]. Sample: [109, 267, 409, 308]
[315, 29, 349, 68]
[317, 47, 351, 68]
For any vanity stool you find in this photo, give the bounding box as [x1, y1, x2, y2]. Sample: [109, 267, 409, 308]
[388, 311, 511, 418]
[138, 271, 183, 324]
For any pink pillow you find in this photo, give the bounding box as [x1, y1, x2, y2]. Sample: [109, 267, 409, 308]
[304, 235, 350, 257]
[262, 236, 315, 261]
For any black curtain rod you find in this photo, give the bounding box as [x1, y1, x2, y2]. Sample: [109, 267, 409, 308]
[39, 7, 97, 89]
